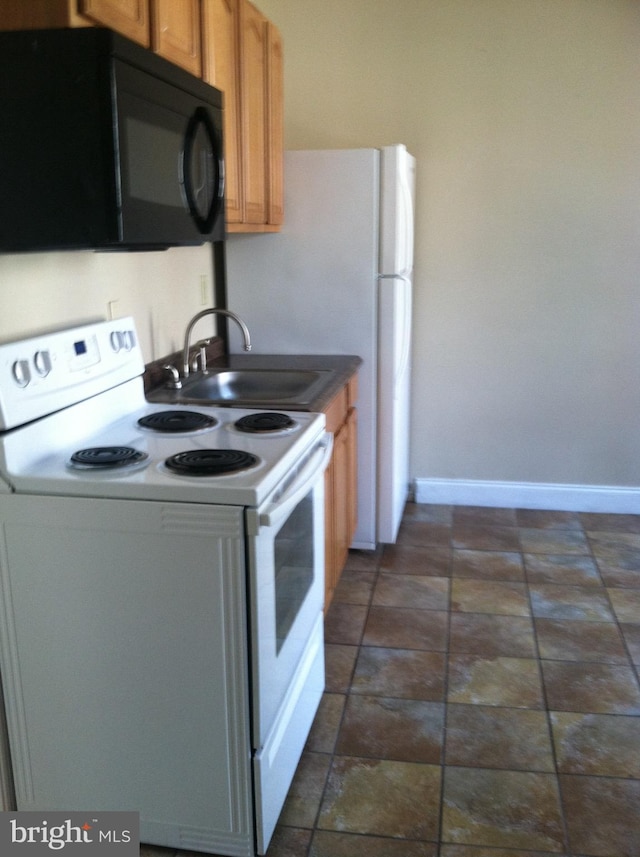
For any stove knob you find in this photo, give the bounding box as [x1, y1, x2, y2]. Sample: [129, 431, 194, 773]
[33, 349, 52, 378]
[110, 331, 123, 352]
[122, 330, 136, 351]
[11, 359, 31, 388]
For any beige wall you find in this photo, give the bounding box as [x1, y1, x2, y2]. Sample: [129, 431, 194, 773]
[258, 0, 640, 496]
[0, 244, 215, 362]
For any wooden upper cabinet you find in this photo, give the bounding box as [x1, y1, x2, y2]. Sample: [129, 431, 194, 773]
[202, 0, 243, 225]
[80, 0, 149, 46]
[202, 0, 283, 232]
[240, 1, 267, 225]
[150, 0, 201, 76]
[0, 2, 202, 72]
[0, 0, 283, 231]
[266, 21, 284, 226]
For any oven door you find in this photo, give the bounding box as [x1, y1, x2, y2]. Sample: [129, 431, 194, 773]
[245, 433, 332, 853]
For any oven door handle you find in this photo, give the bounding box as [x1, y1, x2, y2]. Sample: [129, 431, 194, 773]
[258, 433, 333, 530]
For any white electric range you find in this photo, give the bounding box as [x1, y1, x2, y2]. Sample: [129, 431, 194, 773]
[0, 317, 330, 856]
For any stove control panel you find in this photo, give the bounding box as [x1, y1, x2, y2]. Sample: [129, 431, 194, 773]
[0, 317, 144, 431]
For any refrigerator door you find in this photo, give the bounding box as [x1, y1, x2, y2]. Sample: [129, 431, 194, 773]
[380, 145, 415, 277]
[377, 145, 416, 542]
[377, 274, 412, 542]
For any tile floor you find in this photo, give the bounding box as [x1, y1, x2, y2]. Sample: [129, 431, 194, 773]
[145, 503, 640, 857]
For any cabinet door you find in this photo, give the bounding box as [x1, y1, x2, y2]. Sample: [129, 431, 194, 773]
[324, 459, 337, 611]
[202, 0, 243, 225]
[151, 0, 201, 76]
[331, 420, 351, 594]
[80, 0, 149, 46]
[346, 406, 358, 547]
[239, 0, 267, 225]
[266, 21, 284, 226]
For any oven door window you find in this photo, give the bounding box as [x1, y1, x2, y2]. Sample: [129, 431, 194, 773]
[274, 491, 314, 653]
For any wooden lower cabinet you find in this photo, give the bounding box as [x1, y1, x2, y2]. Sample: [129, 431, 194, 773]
[323, 375, 358, 611]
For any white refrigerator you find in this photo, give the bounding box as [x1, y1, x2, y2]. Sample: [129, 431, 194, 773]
[225, 145, 416, 548]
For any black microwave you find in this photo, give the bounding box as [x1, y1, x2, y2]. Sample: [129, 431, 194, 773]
[0, 28, 225, 252]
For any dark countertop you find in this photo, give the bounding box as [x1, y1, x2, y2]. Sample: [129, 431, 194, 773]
[145, 347, 362, 412]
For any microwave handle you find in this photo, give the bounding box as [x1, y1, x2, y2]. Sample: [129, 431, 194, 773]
[182, 107, 225, 234]
[253, 433, 333, 533]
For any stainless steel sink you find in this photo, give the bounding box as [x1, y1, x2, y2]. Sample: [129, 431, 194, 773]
[180, 368, 332, 405]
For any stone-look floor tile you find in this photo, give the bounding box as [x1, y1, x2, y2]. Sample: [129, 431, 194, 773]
[318, 756, 441, 840]
[265, 826, 312, 857]
[310, 831, 436, 857]
[324, 602, 368, 645]
[336, 696, 444, 763]
[442, 767, 565, 852]
[380, 544, 451, 576]
[440, 848, 565, 857]
[541, 661, 640, 714]
[451, 579, 530, 616]
[449, 613, 536, 657]
[306, 693, 346, 753]
[560, 775, 640, 857]
[396, 520, 452, 547]
[344, 547, 382, 572]
[278, 751, 332, 828]
[516, 508, 582, 530]
[581, 513, 640, 533]
[589, 532, 640, 586]
[524, 552, 602, 586]
[535, 618, 629, 663]
[599, 566, 640, 588]
[402, 502, 453, 525]
[352, 647, 446, 701]
[529, 584, 614, 622]
[324, 644, 357, 693]
[519, 527, 590, 555]
[363, 606, 448, 650]
[608, 588, 640, 623]
[332, 570, 376, 605]
[373, 574, 449, 611]
[452, 549, 524, 581]
[621, 623, 640, 666]
[453, 506, 518, 527]
[452, 524, 521, 552]
[446, 704, 554, 771]
[551, 711, 640, 777]
[447, 655, 544, 708]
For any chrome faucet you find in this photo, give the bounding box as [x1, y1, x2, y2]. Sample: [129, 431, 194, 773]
[182, 307, 252, 378]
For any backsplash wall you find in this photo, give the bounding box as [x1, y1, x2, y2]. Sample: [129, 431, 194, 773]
[0, 243, 214, 361]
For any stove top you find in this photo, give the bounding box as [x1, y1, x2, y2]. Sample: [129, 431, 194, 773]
[0, 318, 325, 507]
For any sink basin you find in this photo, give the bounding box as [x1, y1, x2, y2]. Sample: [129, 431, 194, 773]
[180, 368, 331, 405]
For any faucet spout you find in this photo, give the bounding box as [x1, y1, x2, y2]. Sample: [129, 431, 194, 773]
[182, 308, 252, 378]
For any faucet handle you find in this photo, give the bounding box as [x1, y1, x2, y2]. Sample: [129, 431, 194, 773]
[163, 364, 182, 390]
[191, 339, 211, 374]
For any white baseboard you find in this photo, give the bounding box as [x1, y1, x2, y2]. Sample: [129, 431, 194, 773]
[413, 478, 640, 514]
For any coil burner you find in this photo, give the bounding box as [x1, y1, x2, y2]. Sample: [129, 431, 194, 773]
[234, 412, 296, 434]
[138, 410, 218, 433]
[165, 449, 260, 477]
[70, 446, 149, 470]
